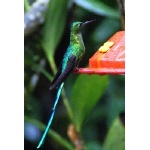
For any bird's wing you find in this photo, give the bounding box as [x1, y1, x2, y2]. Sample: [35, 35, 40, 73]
[49, 55, 76, 90]
[50, 66, 62, 88]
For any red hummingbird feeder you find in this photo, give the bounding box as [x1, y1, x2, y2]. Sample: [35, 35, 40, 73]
[73, 31, 125, 75]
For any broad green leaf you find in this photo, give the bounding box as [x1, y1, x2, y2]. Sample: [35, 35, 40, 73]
[70, 74, 109, 132]
[106, 75, 125, 126]
[42, 0, 69, 63]
[74, 0, 120, 18]
[103, 117, 125, 150]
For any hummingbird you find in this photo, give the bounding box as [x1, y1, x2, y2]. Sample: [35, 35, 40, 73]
[37, 19, 95, 149]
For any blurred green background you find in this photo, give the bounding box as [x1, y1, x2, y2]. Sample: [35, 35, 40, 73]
[24, 0, 125, 150]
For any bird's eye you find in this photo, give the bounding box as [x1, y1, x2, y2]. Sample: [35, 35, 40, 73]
[78, 23, 82, 27]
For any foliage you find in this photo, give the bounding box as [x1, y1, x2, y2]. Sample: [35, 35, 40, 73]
[24, 0, 125, 150]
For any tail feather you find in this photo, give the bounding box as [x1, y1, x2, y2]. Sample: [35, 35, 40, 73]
[37, 83, 64, 149]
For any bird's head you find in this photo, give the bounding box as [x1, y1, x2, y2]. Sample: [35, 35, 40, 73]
[71, 19, 96, 34]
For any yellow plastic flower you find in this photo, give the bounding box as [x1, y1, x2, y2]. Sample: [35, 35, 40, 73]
[99, 41, 114, 52]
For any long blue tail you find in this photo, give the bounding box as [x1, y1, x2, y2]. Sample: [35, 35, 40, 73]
[37, 82, 64, 149]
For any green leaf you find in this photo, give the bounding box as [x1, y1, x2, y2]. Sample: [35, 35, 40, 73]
[70, 74, 109, 132]
[74, 0, 120, 18]
[24, 0, 30, 12]
[42, 0, 69, 67]
[103, 117, 125, 150]
[106, 75, 125, 126]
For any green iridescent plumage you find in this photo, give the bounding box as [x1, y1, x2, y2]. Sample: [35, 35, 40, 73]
[37, 20, 95, 149]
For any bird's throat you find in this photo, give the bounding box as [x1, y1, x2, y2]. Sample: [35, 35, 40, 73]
[70, 33, 84, 46]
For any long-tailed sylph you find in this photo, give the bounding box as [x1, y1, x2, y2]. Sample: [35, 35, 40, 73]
[37, 19, 95, 148]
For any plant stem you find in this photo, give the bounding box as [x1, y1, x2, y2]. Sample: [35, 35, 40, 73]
[67, 124, 84, 150]
[48, 55, 57, 75]
[62, 88, 73, 120]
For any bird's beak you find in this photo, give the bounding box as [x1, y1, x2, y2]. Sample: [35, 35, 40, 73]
[82, 19, 96, 27]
